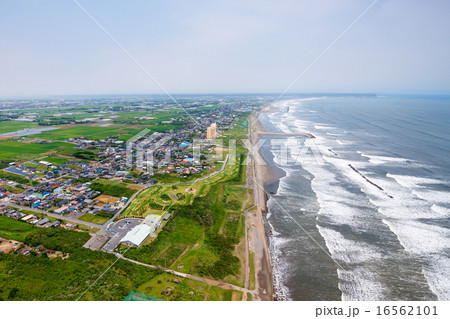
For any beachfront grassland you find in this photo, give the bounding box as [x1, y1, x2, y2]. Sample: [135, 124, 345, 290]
[125, 154, 252, 287]
[0, 216, 165, 301]
[135, 272, 242, 301]
[0, 121, 38, 134]
[0, 216, 243, 300]
[120, 154, 242, 219]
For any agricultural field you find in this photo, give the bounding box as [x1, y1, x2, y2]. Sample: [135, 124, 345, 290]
[0, 140, 74, 161]
[0, 121, 38, 134]
[94, 195, 121, 204]
[0, 171, 39, 186]
[32, 125, 141, 141]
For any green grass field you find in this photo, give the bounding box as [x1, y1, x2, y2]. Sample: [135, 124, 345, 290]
[0, 140, 73, 161]
[120, 155, 244, 219]
[0, 121, 38, 134]
[89, 180, 141, 198]
[136, 272, 241, 301]
[40, 156, 70, 165]
[125, 154, 250, 286]
[0, 215, 239, 301]
[32, 125, 141, 141]
[0, 216, 39, 242]
[79, 213, 109, 225]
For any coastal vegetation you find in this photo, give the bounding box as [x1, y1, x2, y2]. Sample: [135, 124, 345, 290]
[125, 154, 250, 286]
[0, 216, 241, 301]
[0, 97, 261, 301]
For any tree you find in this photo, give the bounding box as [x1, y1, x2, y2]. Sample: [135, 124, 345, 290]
[8, 287, 19, 300]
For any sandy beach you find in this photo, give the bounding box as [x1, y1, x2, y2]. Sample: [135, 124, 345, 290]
[245, 111, 276, 301]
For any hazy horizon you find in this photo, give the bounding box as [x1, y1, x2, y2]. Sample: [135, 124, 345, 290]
[1, 0, 450, 97]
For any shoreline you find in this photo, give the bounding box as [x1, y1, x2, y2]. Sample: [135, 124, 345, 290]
[247, 111, 276, 301]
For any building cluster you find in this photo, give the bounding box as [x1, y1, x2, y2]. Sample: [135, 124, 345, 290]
[0, 204, 75, 232]
[0, 96, 264, 254]
[1, 172, 128, 218]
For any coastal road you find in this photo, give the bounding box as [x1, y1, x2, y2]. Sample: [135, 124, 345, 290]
[242, 203, 256, 301]
[245, 113, 275, 301]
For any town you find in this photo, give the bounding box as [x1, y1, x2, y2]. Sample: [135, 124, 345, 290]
[0, 95, 272, 301]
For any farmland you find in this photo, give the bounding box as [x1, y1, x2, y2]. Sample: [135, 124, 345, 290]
[0, 121, 38, 134]
[0, 140, 73, 161]
[33, 125, 141, 141]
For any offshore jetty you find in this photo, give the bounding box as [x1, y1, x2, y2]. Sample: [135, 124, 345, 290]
[348, 164, 394, 199]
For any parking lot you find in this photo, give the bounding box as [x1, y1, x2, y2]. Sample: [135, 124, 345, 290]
[102, 218, 142, 252]
[84, 234, 109, 250]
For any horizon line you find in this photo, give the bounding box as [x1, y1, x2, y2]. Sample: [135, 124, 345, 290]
[1, 92, 450, 101]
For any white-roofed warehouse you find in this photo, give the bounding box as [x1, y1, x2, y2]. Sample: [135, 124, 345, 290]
[120, 224, 152, 247]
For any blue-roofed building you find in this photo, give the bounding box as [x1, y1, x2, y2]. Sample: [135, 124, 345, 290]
[4, 166, 29, 176]
[179, 141, 192, 148]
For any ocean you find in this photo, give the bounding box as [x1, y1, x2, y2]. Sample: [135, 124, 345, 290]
[258, 95, 450, 301]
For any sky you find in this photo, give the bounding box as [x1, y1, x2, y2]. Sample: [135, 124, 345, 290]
[1, 0, 449, 97]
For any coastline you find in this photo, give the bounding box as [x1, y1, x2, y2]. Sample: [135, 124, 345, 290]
[247, 111, 275, 301]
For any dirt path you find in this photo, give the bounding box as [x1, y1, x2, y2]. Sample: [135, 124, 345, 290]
[120, 255, 255, 295]
[242, 205, 254, 301]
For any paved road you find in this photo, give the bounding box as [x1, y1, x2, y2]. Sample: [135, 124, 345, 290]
[5, 202, 100, 229]
[103, 186, 148, 228]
